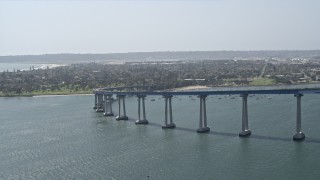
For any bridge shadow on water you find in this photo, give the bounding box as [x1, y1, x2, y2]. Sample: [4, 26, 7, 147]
[125, 118, 320, 144]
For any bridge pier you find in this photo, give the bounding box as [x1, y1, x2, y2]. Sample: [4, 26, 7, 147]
[116, 95, 128, 120]
[239, 94, 251, 137]
[293, 94, 305, 141]
[135, 94, 148, 124]
[103, 94, 114, 116]
[96, 94, 104, 112]
[93, 94, 98, 109]
[197, 95, 210, 133]
[162, 95, 176, 129]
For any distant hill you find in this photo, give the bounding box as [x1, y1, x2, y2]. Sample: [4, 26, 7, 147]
[1, 50, 320, 63]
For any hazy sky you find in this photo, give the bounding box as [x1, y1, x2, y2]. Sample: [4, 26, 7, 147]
[0, 0, 319, 55]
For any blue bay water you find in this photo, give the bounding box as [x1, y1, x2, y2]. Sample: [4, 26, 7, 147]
[0, 63, 44, 72]
[0, 63, 63, 72]
[0, 94, 320, 179]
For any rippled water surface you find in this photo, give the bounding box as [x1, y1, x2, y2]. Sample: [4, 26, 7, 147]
[1, 94, 320, 179]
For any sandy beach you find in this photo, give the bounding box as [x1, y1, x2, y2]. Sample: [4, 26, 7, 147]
[38, 64, 67, 69]
[170, 85, 210, 91]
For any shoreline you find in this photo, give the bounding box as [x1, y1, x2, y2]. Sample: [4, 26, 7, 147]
[169, 85, 210, 91]
[0, 62, 67, 72]
[0, 91, 93, 98]
[32, 94, 93, 98]
[1, 83, 320, 97]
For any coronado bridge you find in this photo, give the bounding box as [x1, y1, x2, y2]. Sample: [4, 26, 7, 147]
[93, 84, 320, 141]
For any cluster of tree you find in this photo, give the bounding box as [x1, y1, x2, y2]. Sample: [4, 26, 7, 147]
[1, 59, 320, 96]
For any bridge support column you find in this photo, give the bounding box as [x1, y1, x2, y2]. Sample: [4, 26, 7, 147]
[93, 94, 98, 109]
[104, 94, 114, 116]
[116, 95, 128, 120]
[239, 94, 251, 137]
[162, 95, 176, 129]
[197, 95, 210, 133]
[96, 94, 104, 112]
[135, 94, 148, 124]
[293, 94, 305, 141]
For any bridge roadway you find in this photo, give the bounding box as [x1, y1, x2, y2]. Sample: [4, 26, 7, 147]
[93, 84, 320, 141]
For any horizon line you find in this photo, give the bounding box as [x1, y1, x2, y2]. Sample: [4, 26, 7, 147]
[1, 49, 320, 57]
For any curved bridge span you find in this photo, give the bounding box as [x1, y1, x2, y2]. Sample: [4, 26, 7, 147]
[93, 84, 320, 141]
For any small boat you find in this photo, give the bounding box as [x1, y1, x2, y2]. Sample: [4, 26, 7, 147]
[151, 99, 155, 101]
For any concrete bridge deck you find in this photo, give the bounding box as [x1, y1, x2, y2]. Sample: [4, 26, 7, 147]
[94, 84, 320, 95]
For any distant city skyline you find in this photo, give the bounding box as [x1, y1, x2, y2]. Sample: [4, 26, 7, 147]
[0, 0, 319, 56]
